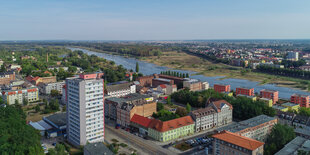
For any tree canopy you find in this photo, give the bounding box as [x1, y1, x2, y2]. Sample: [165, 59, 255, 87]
[264, 124, 296, 155]
[0, 105, 43, 154]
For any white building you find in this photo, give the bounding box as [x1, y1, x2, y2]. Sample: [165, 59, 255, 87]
[38, 81, 65, 95]
[287, 51, 299, 61]
[105, 82, 136, 97]
[2, 86, 39, 105]
[66, 73, 105, 146]
[156, 84, 177, 95]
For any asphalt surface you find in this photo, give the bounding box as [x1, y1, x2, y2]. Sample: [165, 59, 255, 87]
[105, 125, 176, 155]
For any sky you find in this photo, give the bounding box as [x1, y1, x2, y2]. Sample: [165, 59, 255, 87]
[0, 0, 310, 40]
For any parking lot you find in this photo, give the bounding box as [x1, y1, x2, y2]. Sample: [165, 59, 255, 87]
[185, 136, 213, 152]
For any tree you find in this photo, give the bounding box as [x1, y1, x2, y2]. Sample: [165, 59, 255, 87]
[35, 104, 41, 112]
[186, 103, 191, 112]
[0, 105, 43, 154]
[135, 62, 139, 73]
[167, 96, 172, 106]
[23, 98, 28, 106]
[50, 90, 60, 97]
[14, 99, 19, 105]
[299, 107, 310, 117]
[0, 64, 5, 72]
[157, 102, 164, 111]
[264, 124, 296, 155]
[176, 107, 188, 117]
[186, 73, 189, 78]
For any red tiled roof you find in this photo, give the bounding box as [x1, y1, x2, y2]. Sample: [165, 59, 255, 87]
[32, 76, 40, 81]
[130, 114, 152, 128]
[26, 76, 34, 82]
[159, 84, 167, 89]
[212, 131, 264, 151]
[148, 116, 194, 132]
[212, 100, 233, 110]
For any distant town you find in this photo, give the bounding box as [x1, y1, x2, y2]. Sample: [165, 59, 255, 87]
[1, 41, 310, 155]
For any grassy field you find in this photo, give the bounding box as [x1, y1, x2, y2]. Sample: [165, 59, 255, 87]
[140, 51, 310, 92]
[75, 47, 309, 92]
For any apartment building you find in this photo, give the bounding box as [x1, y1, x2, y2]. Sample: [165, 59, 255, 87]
[38, 81, 65, 95]
[291, 94, 310, 108]
[2, 86, 39, 104]
[207, 100, 233, 127]
[0, 71, 16, 85]
[212, 131, 264, 155]
[236, 87, 254, 96]
[65, 73, 105, 146]
[26, 75, 57, 85]
[183, 78, 209, 91]
[260, 89, 279, 104]
[213, 84, 230, 93]
[190, 107, 217, 132]
[105, 82, 136, 97]
[148, 116, 194, 142]
[191, 99, 233, 132]
[136, 75, 154, 87]
[156, 84, 177, 95]
[152, 78, 174, 87]
[105, 93, 156, 127]
[287, 51, 299, 61]
[217, 115, 278, 142]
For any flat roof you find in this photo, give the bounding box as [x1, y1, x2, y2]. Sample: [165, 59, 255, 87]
[272, 105, 287, 110]
[275, 136, 310, 155]
[43, 112, 66, 129]
[282, 102, 299, 107]
[84, 142, 114, 155]
[217, 115, 276, 133]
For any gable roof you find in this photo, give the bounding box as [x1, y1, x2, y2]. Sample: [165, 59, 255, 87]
[130, 114, 152, 128]
[148, 116, 194, 132]
[211, 100, 233, 112]
[212, 130, 264, 151]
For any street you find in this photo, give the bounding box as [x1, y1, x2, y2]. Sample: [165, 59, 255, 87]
[105, 125, 176, 155]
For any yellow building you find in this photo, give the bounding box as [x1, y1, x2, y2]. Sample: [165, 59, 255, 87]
[272, 105, 288, 112]
[282, 102, 300, 112]
[237, 94, 257, 101]
[259, 98, 273, 107]
[223, 92, 233, 97]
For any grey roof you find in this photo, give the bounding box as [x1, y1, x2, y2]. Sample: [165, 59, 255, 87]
[295, 128, 310, 137]
[293, 115, 310, 125]
[275, 136, 310, 155]
[277, 111, 296, 121]
[43, 113, 67, 128]
[106, 93, 151, 103]
[84, 142, 114, 155]
[217, 115, 276, 133]
[282, 102, 299, 107]
[106, 82, 134, 92]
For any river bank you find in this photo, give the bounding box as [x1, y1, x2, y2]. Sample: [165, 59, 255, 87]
[74, 46, 309, 92]
[68, 47, 310, 98]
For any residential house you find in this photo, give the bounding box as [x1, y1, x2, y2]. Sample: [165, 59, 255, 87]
[148, 116, 194, 142]
[216, 115, 278, 142]
[212, 131, 264, 155]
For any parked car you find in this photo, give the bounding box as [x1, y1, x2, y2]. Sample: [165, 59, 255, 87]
[115, 124, 120, 129]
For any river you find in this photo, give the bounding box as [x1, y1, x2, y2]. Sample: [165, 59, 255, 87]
[68, 47, 310, 99]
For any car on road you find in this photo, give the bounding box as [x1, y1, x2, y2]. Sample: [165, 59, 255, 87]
[115, 124, 120, 129]
[52, 142, 57, 146]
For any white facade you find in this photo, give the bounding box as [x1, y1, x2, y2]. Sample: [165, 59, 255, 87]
[2, 87, 39, 105]
[38, 81, 65, 95]
[106, 83, 136, 97]
[287, 51, 299, 61]
[66, 74, 105, 146]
